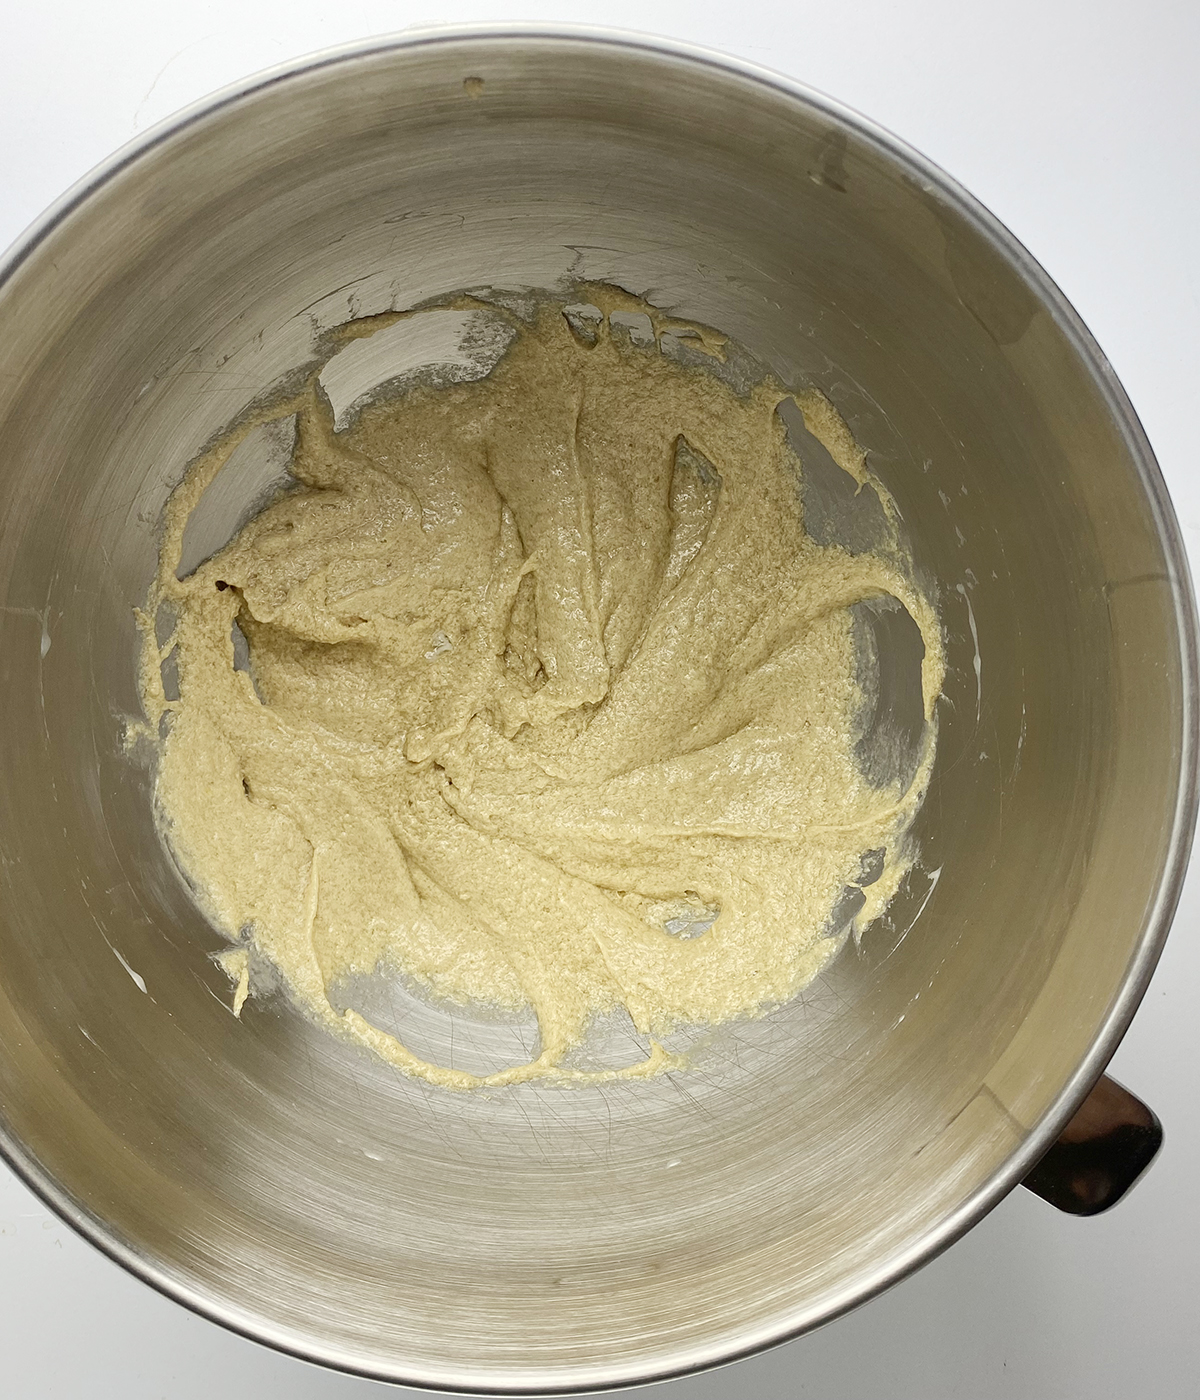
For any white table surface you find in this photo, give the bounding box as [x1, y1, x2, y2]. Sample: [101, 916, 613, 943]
[2, 3, 1197, 1396]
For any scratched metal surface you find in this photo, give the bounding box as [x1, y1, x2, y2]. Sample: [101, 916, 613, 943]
[0, 29, 1194, 1395]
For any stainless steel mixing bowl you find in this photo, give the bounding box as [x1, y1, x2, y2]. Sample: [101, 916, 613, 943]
[0, 27, 1194, 1395]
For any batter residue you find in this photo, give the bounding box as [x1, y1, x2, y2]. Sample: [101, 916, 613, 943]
[139, 288, 943, 1089]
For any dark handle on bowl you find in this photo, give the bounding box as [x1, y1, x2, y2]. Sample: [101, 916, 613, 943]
[1020, 1074, 1162, 1215]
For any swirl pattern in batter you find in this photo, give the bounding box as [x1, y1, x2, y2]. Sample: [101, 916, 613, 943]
[139, 289, 943, 1088]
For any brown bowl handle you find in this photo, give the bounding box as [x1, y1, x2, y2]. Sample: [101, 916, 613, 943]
[1021, 1074, 1162, 1215]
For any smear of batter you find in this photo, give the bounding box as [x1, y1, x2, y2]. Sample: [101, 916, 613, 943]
[138, 288, 944, 1089]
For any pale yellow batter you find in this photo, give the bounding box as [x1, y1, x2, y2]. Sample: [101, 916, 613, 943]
[139, 288, 944, 1089]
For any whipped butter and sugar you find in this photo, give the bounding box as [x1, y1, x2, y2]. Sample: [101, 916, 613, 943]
[139, 288, 943, 1089]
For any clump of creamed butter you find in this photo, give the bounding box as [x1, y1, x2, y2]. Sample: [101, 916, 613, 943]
[138, 287, 943, 1089]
